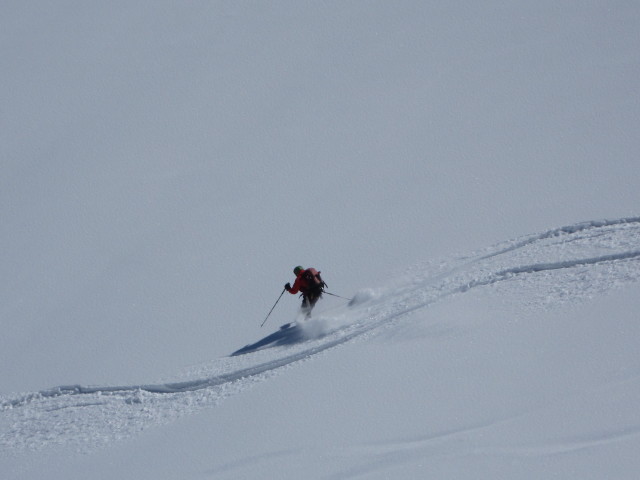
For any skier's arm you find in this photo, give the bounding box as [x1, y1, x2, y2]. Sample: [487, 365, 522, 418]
[286, 277, 302, 294]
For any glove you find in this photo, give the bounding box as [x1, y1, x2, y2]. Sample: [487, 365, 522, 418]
[284, 282, 291, 291]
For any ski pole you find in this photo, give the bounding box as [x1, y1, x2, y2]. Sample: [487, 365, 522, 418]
[261, 288, 286, 327]
[323, 291, 353, 301]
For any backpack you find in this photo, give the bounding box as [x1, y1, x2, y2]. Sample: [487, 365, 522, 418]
[302, 268, 325, 292]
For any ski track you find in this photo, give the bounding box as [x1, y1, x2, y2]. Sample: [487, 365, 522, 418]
[2, 217, 639, 452]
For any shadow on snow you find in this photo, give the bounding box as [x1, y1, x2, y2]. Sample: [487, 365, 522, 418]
[231, 323, 305, 356]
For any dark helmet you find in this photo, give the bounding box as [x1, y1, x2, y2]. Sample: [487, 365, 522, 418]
[293, 266, 304, 275]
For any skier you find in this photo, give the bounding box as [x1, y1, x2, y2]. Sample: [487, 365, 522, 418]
[285, 266, 327, 317]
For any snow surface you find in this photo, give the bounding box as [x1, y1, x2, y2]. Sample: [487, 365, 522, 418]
[2, 1, 640, 479]
[2, 219, 640, 478]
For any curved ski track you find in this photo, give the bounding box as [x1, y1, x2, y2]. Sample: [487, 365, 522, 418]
[2, 217, 639, 451]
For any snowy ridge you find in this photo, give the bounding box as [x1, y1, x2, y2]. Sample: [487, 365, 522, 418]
[460, 249, 640, 293]
[1, 217, 639, 453]
[474, 217, 640, 262]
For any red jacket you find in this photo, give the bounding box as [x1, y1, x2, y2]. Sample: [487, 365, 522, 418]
[287, 268, 323, 295]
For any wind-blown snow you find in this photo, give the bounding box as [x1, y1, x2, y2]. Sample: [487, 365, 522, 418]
[2, 218, 639, 478]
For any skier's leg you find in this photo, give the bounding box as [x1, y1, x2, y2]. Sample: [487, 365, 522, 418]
[305, 292, 320, 318]
[301, 296, 311, 318]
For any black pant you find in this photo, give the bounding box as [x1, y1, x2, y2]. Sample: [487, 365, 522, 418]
[301, 289, 323, 315]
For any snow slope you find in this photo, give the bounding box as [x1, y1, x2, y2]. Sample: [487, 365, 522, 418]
[3, 0, 639, 395]
[2, 218, 640, 478]
[2, 1, 639, 478]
